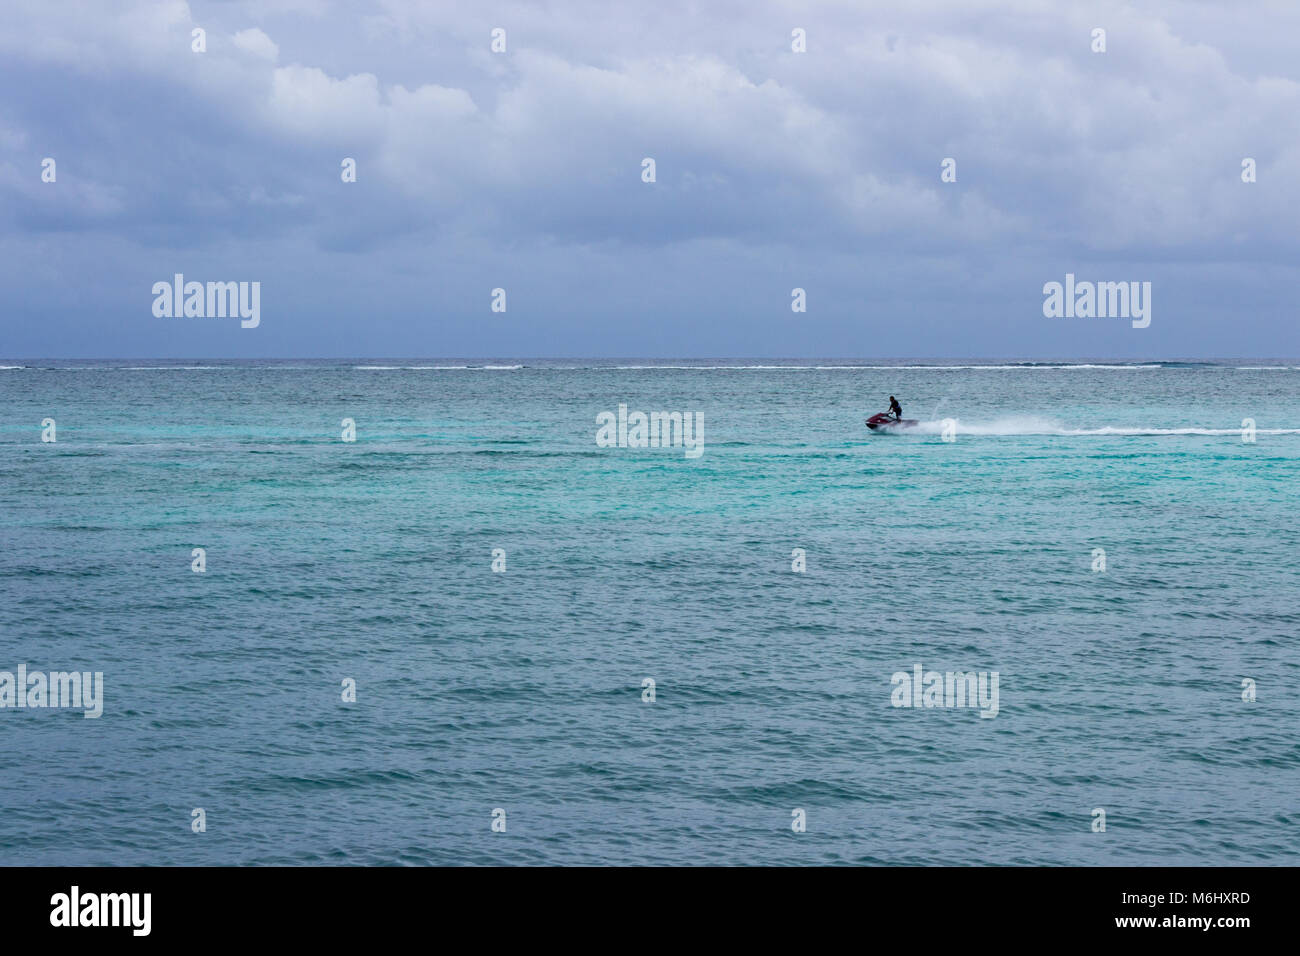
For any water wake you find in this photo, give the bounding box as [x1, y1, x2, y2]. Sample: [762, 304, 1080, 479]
[908, 416, 1300, 437]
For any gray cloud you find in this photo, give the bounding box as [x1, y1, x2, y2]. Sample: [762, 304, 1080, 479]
[1, 0, 1297, 357]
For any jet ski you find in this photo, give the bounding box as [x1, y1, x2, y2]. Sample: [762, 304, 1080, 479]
[866, 412, 918, 431]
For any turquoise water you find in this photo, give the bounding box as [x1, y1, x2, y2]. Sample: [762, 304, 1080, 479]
[2, 359, 1298, 865]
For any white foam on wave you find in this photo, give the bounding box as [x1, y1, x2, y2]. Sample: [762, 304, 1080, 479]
[903, 363, 1163, 370]
[611, 363, 1165, 370]
[43, 365, 304, 371]
[615, 364, 772, 369]
[352, 364, 521, 370]
[908, 416, 1300, 437]
[613, 364, 828, 369]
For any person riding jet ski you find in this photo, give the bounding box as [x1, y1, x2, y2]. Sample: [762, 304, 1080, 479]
[866, 397, 916, 430]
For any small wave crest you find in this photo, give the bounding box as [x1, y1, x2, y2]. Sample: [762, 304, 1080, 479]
[610, 363, 1167, 370]
[352, 364, 523, 370]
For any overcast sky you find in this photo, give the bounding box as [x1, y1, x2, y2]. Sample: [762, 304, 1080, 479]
[2, 0, 1298, 358]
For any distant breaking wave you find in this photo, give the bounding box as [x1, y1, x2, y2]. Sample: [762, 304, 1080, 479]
[610, 363, 1167, 370]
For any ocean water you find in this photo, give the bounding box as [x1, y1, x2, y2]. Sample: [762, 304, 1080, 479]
[1, 359, 1298, 866]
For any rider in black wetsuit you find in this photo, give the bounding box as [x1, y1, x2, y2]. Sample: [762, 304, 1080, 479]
[889, 396, 903, 421]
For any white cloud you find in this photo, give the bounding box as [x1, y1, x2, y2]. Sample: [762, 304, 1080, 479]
[233, 28, 279, 62]
[266, 65, 383, 140]
[2, 0, 1298, 257]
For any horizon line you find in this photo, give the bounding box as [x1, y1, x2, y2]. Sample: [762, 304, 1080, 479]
[5, 356, 1299, 363]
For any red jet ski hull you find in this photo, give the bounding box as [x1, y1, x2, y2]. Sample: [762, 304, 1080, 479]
[866, 413, 918, 431]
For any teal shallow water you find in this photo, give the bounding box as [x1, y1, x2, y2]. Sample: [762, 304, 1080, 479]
[1, 360, 1298, 865]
